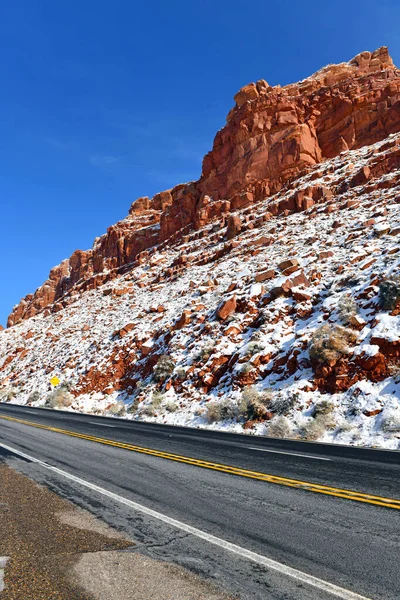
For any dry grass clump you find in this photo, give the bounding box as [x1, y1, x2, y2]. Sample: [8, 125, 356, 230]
[206, 398, 238, 423]
[388, 363, 400, 381]
[269, 392, 299, 416]
[106, 401, 126, 417]
[239, 387, 273, 420]
[175, 368, 186, 381]
[151, 391, 164, 408]
[312, 399, 335, 417]
[141, 404, 156, 417]
[309, 324, 358, 365]
[28, 390, 41, 404]
[240, 362, 254, 375]
[45, 386, 74, 409]
[243, 341, 264, 357]
[193, 342, 215, 363]
[267, 416, 291, 439]
[337, 295, 358, 325]
[165, 400, 178, 413]
[379, 275, 400, 311]
[380, 412, 400, 433]
[153, 355, 175, 383]
[205, 401, 222, 423]
[300, 413, 337, 441]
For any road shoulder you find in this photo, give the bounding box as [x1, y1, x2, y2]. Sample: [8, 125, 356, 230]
[0, 463, 233, 600]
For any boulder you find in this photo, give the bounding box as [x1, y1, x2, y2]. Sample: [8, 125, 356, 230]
[217, 296, 237, 320]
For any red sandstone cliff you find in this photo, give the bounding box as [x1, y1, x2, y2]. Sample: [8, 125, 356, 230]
[8, 47, 400, 327]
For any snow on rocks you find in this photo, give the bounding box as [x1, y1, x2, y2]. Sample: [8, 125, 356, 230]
[0, 133, 399, 449]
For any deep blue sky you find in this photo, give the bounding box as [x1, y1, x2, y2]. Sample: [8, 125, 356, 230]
[1, 1, 399, 326]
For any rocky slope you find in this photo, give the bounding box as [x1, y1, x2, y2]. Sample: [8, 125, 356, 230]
[1, 47, 400, 448]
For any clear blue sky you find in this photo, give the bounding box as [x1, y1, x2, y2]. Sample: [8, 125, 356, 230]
[1, 0, 399, 326]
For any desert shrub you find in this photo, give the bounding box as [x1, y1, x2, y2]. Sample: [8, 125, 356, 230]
[206, 401, 222, 423]
[107, 401, 126, 417]
[380, 412, 400, 433]
[166, 401, 178, 413]
[267, 416, 291, 439]
[152, 391, 164, 408]
[309, 324, 358, 365]
[128, 398, 140, 413]
[153, 355, 175, 382]
[0, 387, 16, 402]
[388, 363, 400, 381]
[239, 362, 254, 375]
[175, 368, 186, 381]
[269, 392, 299, 416]
[243, 341, 264, 357]
[28, 391, 41, 404]
[300, 413, 336, 441]
[335, 421, 353, 435]
[193, 342, 215, 363]
[206, 398, 238, 423]
[239, 387, 273, 420]
[337, 295, 358, 325]
[313, 399, 335, 417]
[379, 276, 400, 311]
[6, 389, 16, 402]
[220, 398, 240, 420]
[45, 387, 74, 409]
[141, 404, 156, 417]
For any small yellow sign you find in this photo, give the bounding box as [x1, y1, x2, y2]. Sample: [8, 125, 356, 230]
[50, 376, 60, 387]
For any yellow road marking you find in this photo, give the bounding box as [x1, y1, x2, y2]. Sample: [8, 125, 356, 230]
[1, 414, 400, 510]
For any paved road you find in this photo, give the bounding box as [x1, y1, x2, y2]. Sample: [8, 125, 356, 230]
[0, 403, 399, 600]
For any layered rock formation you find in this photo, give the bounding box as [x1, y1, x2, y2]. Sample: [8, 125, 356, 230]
[8, 47, 400, 327]
[1, 47, 400, 449]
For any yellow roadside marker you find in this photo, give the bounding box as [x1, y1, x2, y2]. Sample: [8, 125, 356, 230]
[1, 414, 400, 511]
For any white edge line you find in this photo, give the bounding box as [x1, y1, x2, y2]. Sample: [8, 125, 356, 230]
[88, 422, 116, 427]
[0, 557, 8, 592]
[0, 441, 369, 600]
[248, 447, 332, 461]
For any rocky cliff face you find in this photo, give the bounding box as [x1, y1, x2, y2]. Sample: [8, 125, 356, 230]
[1, 48, 400, 449]
[8, 47, 400, 328]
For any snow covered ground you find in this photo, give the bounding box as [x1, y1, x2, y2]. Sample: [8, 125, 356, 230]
[1, 134, 399, 448]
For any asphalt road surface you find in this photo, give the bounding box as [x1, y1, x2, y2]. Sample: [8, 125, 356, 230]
[0, 402, 399, 600]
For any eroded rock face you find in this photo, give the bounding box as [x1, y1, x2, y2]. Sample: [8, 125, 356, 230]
[7, 46, 400, 327]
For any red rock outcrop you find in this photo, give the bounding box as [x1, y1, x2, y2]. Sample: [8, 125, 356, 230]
[7, 47, 400, 327]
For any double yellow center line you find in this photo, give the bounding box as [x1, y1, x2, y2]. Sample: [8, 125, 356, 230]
[1, 414, 400, 511]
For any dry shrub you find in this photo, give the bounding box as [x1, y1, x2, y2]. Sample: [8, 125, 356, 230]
[309, 324, 358, 365]
[313, 399, 335, 417]
[107, 401, 126, 417]
[267, 416, 291, 439]
[46, 387, 74, 409]
[239, 387, 273, 420]
[175, 368, 186, 381]
[141, 404, 156, 417]
[379, 276, 400, 311]
[206, 401, 222, 423]
[269, 392, 299, 416]
[152, 391, 163, 408]
[243, 341, 264, 357]
[380, 412, 400, 433]
[28, 391, 41, 404]
[153, 355, 175, 383]
[206, 398, 238, 423]
[166, 401, 178, 413]
[300, 413, 337, 441]
[193, 342, 215, 363]
[337, 295, 358, 325]
[239, 362, 254, 375]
